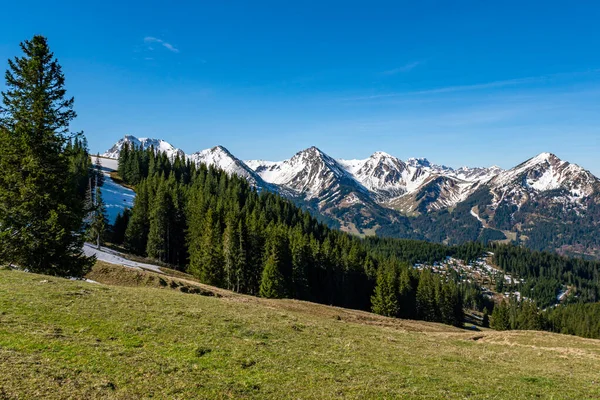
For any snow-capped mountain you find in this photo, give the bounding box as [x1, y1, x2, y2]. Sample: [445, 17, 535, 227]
[247, 147, 384, 233]
[104, 136, 598, 209]
[103, 135, 185, 160]
[104, 136, 270, 189]
[450, 165, 504, 183]
[388, 175, 482, 214]
[104, 135, 600, 254]
[188, 146, 269, 189]
[335, 152, 502, 208]
[406, 157, 453, 175]
[489, 152, 598, 199]
[338, 152, 421, 200]
[250, 146, 367, 199]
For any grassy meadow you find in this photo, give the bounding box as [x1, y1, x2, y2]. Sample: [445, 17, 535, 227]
[0, 264, 599, 399]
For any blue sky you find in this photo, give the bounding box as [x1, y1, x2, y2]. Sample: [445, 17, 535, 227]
[2, 1, 600, 173]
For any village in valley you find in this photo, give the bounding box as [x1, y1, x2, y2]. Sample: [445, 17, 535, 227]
[414, 253, 570, 307]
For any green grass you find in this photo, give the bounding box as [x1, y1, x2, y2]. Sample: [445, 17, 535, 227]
[1, 268, 600, 399]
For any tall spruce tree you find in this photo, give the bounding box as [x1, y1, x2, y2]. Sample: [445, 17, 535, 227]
[397, 267, 416, 319]
[125, 179, 151, 255]
[69, 137, 93, 199]
[491, 301, 510, 330]
[259, 252, 286, 298]
[234, 219, 248, 293]
[416, 269, 437, 321]
[146, 179, 172, 262]
[289, 229, 311, 299]
[118, 142, 130, 180]
[371, 261, 399, 317]
[111, 209, 131, 245]
[167, 174, 187, 267]
[439, 281, 463, 327]
[222, 214, 242, 291]
[0, 35, 92, 275]
[93, 153, 105, 188]
[88, 187, 108, 249]
[189, 208, 223, 286]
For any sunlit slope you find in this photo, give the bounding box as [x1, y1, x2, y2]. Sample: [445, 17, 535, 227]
[0, 268, 599, 399]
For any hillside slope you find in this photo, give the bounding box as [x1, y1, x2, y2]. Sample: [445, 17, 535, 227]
[1, 268, 599, 399]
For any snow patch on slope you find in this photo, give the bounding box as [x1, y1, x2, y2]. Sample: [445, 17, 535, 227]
[92, 156, 135, 224]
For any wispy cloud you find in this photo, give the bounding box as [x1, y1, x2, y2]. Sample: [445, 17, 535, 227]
[144, 36, 179, 53]
[347, 69, 600, 101]
[382, 61, 422, 75]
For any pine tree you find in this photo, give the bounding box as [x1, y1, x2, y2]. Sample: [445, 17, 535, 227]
[397, 267, 416, 319]
[371, 262, 399, 317]
[130, 155, 142, 185]
[118, 142, 129, 180]
[439, 283, 456, 325]
[516, 300, 542, 330]
[83, 178, 95, 217]
[146, 179, 172, 262]
[111, 209, 131, 245]
[438, 281, 463, 327]
[491, 301, 510, 330]
[289, 228, 310, 299]
[244, 210, 265, 295]
[235, 220, 248, 292]
[259, 252, 286, 298]
[416, 269, 437, 321]
[93, 153, 105, 188]
[189, 209, 223, 285]
[222, 215, 238, 290]
[88, 187, 108, 249]
[68, 137, 93, 199]
[125, 180, 150, 255]
[167, 176, 187, 267]
[0, 35, 92, 275]
[186, 188, 206, 278]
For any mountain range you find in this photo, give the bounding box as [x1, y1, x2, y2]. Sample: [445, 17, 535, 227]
[103, 135, 600, 258]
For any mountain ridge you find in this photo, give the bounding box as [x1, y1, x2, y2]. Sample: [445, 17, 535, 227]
[103, 135, 514, 202]
[103, 135, 600, 257]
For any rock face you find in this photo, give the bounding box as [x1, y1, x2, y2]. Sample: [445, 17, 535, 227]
[104, 135, 600, 256]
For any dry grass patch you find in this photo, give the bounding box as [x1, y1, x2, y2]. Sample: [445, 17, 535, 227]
[87, 261, 217, 297]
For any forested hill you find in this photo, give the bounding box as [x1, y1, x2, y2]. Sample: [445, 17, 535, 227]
[112, 143, 470, 326]
[112, 144, 600, 337]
